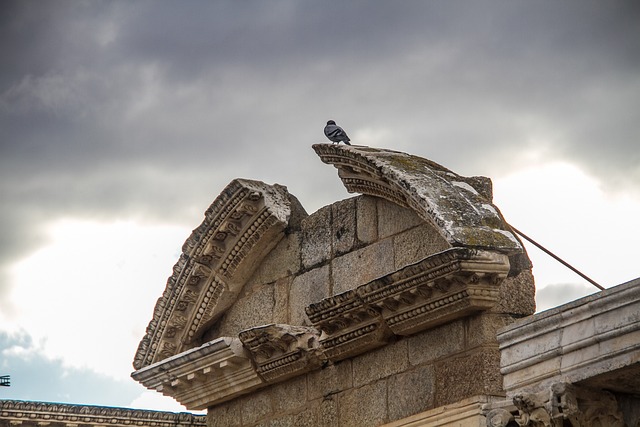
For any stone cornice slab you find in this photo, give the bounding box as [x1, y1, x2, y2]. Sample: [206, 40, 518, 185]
[131, 337, 263, 410]
[308, 247, 510, 360]
[133, 179, 292, 370]
[306, 288, 393, 361]
[312, 144, 522, 255]
[497, 277, 640, 396]
[0, 400, 205, 427]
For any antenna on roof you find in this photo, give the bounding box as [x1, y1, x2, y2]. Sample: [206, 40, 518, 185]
[508, 225, 605, 291]
[0, 375, 9, 387]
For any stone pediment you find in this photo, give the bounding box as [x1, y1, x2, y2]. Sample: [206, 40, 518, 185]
[312, 144, 522, 254]
[133, 179, 295, 370]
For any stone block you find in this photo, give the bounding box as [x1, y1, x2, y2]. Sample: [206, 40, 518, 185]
[392, 223, 450, 270]
[290, 265, 330, 326]
[249, 233, 302, 286]
[216, 283, 275, 337]
[255, 408, 317, 427]
[356, 195, 378, 244]
[493, 269, 536, 316]
[332, 197, 356, 256]
[377, 198, 423, 239]
[272, 276, 292, 324]
[387, 365, 436, 422]
[338, 380, 387, 426]
[271, 375, 308, 415]
[434, 348, 503, 407]
[307, 360, 353, 401]
[241, 388, 272, 425]
[207, 398, 242, 427]
[332, 239, 395, 295]
[407, 320, 464, 366]
[316, 398, 338, 427]
[353, 339, 408, 387]
[465, 313, 514, 350]
[300, 205, 332, 270]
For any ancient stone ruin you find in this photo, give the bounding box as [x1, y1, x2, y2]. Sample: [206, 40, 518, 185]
[131, 144, 537, 425]
[4, 144, 637, 427]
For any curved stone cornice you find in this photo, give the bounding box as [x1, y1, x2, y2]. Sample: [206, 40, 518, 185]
[0, 400, 205, 427]
[133, 179, 292, 370]
[313, 144, 522, 254]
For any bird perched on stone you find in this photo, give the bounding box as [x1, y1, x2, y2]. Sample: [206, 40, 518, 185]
[324, 120, 351, 145]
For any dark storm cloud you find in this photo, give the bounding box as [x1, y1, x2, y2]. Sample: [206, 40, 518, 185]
[1, 0, 639, 303]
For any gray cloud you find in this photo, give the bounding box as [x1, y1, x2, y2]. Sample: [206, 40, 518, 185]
[535, 282, 598, 313]
[1, 0, 639, 309]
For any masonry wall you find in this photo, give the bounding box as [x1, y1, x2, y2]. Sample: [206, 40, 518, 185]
[204, 195, 535, 426]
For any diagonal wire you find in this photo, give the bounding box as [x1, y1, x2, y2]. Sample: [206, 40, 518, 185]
[508, 224, 605, 291]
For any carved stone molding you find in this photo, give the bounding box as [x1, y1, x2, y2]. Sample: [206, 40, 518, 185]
[0, 400, 205, 427]
[483, 383, 625, 427]
[133, 179, 292, 370]
[312, 144, 523, 256]
[306, 289, 392, 361]
[362, 248, 508, 336]
[238, 324, 325, 383]
[307, 247, 509, 360]
[132, 336, 264, 410]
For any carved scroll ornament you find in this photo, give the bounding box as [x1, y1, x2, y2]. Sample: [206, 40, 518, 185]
[483, 383, 625, 427]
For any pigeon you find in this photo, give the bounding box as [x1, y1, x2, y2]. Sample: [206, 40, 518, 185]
[324, 120, 351, 145]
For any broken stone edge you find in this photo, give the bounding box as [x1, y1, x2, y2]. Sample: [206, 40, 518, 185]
[312, 143, 522, 255]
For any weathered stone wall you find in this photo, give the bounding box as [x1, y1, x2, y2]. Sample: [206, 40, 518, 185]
[207, 316, 527, 426]
[206, 195, 452, 338]
[204, 195, 535, 426]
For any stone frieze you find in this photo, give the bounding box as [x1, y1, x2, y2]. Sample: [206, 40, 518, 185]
[307, 247, 510, 355]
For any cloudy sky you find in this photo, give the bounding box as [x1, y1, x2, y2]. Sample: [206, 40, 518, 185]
[1, 0, 639, 412]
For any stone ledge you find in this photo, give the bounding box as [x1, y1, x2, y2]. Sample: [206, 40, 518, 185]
[0, 400, 205, 427]
[497, 277, 640, 395]
[308, 248, 510, 361]
[383, 395, 505, 427]
[131, 337, 263, 410]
